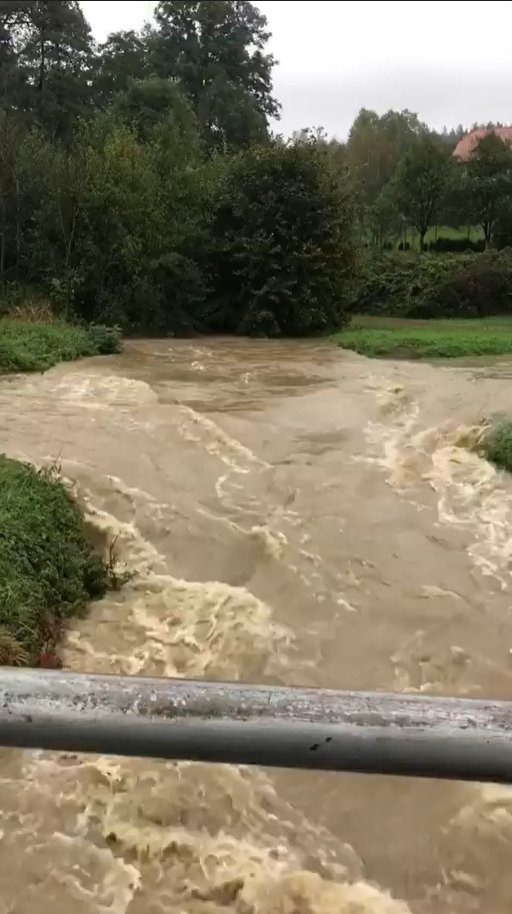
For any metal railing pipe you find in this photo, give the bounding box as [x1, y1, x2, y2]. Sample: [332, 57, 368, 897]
[1, 668, 512, 782]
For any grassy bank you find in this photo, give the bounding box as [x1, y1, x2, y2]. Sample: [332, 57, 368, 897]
[334, 316, 512, 360]
[0, 319, 121, 374]
[0, 456, 108, 666]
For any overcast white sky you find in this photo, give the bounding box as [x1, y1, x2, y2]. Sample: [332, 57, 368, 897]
[81, 0, 512, 138]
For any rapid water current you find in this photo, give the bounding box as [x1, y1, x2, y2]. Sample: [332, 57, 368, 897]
[1, 339, 512, 913]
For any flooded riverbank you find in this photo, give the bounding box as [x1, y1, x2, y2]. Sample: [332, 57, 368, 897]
[1, 339, 512, 913]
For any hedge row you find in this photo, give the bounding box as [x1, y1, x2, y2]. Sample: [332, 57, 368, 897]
[351, 250, 512, 318]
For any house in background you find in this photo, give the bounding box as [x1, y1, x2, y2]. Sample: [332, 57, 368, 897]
[453, 126, 512, 160]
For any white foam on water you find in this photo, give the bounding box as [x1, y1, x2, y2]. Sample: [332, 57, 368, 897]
[0, 460, 410, 914]
[365, 381, 512, 590]
[364, 374, 512, 894]
[44, 374, 158, 410]
[176, 405, 270, 472]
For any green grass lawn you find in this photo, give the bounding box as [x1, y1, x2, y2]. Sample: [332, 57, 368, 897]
[334, 316, 512, 359]
[0, 319, 122, 374]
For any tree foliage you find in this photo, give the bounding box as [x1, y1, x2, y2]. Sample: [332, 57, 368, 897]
[0, 0, 279, 149]
[94, 29, 151, 106]
[346, 109, 426, 203]
[5, 1, 512, 333]
[208, 144, 357, 335]
[0, 0, 94, 138]
[392, 136, 451, 248]
[151, 0, 279, 149]
[462, 134, 512, 247]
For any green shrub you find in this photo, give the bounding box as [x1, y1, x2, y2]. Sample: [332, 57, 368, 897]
[0, 456, 108, 663]
[427, 253, 512, 318]
[86, 324, 123, 354]
[481, 420, 512, 473]
[352, 251, 512, 319]
[208, 144, 357, 336]
[349, 253, 417, 315]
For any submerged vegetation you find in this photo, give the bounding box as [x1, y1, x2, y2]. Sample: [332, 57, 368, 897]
[481, 420, 512, 474]
[0, 456, 108, 666]
[0, 319, 122, 374]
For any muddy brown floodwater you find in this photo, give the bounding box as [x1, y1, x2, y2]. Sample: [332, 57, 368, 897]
[2, 339, 512, 912]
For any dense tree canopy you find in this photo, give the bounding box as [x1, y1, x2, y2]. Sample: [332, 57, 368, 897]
[0, 0, 279, 148]
[1, 0, 512, 333]
[0, 2, 362, 335]
[151, 0, 279, 148]
[94, 29, 151, 106]
[208, 144, 356, 335]
[0, 0, 95, 138]
[346, 109, 426, 203]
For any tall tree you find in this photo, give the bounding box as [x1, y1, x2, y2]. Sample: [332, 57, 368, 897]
[0, 0, 94, 138]
[392, 135, 451, 249]
[94, 29, 151, 107]
[463, 133, 512, 248]
[346, 108, 426, 205]
[0, 9, 24, 108]
[150, 0, 279, 148]
[209, 144, 356, 335]
[368, 184, 401, 250]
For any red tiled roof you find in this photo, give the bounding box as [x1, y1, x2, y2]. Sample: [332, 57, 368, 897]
[453, 126, 512, 160]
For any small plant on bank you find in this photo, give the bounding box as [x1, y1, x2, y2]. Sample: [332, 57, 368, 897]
[87, 325, 123, 355]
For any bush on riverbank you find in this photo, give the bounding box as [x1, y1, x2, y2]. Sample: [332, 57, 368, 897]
[334, 317, 512, 359]
[0, 456, 108, 665]
[0, 319, 122, 374]
[207, 144, 357, 335]
[481, 420, 512, 473]
[351, 250, 512, 319]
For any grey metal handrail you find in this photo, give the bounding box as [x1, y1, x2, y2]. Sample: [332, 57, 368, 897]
[1, 668, 512, 782]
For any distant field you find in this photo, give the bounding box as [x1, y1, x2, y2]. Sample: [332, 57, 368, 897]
[425, 225, 482, 242]
[334, 315, 512, 359]
[403, 225, 483, 249]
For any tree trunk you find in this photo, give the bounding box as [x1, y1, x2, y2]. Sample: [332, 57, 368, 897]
[39, 39, 45, 91]
[0, 198, 6, 288]
[14, 175, 21, 268]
